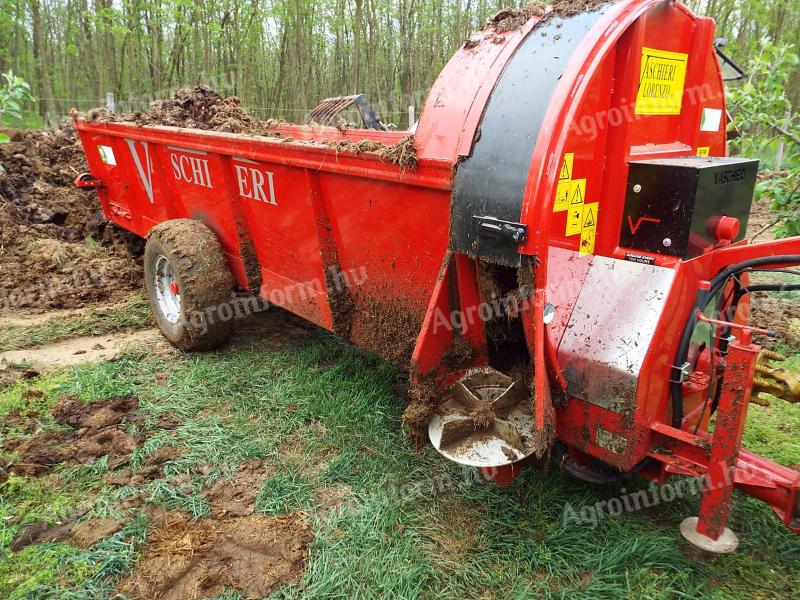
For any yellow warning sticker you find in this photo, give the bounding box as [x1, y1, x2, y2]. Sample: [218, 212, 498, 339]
[697, 147, 710, 157]
[566, 205, 583, 237]
[569, 179, 586, 206]
[554, 154, 577, 212]
[554, 181, 571, 212]
[565, 179, 586, 236]
[559, 153, 574, 181]
[635, 47, 689, 116]
[553, 153, 598, 251]
[582, 202, 597, 229]
[580, 203, 598, 255]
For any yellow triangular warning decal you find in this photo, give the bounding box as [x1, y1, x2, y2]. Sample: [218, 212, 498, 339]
[560, 159, 571, 180]
[570, 185, 583, 205]
[583, 207, 596, 228]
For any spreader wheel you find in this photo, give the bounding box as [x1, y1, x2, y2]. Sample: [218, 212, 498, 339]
[428, 367, 537, 468]
[144, 219, 235, 351]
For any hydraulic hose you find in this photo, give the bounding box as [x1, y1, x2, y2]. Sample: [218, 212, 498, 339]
[670, 254, 800, 429]
[552, 445, 651, 485]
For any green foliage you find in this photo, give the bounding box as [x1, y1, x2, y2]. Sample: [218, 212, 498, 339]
[758, 170, 800, 238]
[0, 70, 34, 138]
[728, 42, 798, 138]
[728, 41, 800, 237]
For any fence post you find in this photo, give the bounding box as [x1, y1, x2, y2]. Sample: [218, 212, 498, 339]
[408, 105, 416, 128]
[106, 92, 116, 114]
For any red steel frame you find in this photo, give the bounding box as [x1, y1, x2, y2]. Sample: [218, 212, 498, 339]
[74, 0, 800, 541]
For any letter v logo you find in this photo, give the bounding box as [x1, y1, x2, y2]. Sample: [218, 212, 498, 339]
[125, 139, 154, 203]
[628, 215, 662, 234]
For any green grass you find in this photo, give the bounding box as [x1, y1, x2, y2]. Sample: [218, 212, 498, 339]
[0, 326, 799, 599]
[0, 296, 152, 352]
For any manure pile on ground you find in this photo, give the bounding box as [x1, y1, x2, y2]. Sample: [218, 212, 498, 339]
[0, 126, 141, 312]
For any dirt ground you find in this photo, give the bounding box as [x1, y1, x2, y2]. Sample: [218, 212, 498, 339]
[0, 329, 162, 371]
[2, 389, 315, 600]
[0, 126, 142, 313]
[117, 510, 312, 600]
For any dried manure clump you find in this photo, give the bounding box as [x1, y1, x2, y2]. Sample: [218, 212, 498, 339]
[89, 85, 276, 137]
[487, 1, 613, 33]
[469, 401, 496, 429]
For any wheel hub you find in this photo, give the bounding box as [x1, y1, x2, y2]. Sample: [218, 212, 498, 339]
[154, 255, 182, 324]
[428, 367, 536, 468]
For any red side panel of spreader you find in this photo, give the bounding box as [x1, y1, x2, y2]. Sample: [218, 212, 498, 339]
[75, 121, 454, 359]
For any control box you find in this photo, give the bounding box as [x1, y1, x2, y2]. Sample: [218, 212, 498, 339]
[619, 157, 759, 259]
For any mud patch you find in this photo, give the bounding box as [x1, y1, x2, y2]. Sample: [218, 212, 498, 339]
[70, 517, 130, 548]
[203, 460, 275, 518]
[325, 266, 357, 337]
[104, 443, 187, 487]
[53, 394, 137, 428]
[11, 513, 129, 552]
[0, 362, 39, 391]
[2, 395, 141, 476]
[10, 506, 91, 551]
[117, 511, 313, 600]
[12, 514, 130, 552]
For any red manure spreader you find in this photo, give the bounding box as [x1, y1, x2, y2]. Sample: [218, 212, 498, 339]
[74, 0, 800, 552]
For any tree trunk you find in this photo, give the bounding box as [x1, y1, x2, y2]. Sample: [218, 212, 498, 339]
[29, 0, 58, 123]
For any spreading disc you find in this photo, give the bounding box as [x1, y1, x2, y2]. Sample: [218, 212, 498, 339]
[429, 367, 536, 468]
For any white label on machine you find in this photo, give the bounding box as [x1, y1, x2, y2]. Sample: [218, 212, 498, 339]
[700, 108, 723, 132]
[595, 427, 628, 455]
[97, 145, 116, 166]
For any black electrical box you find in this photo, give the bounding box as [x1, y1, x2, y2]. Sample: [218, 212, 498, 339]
[619, 157, 759, 259]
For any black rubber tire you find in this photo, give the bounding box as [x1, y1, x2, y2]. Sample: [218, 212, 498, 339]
[144, 219, 235, 351]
